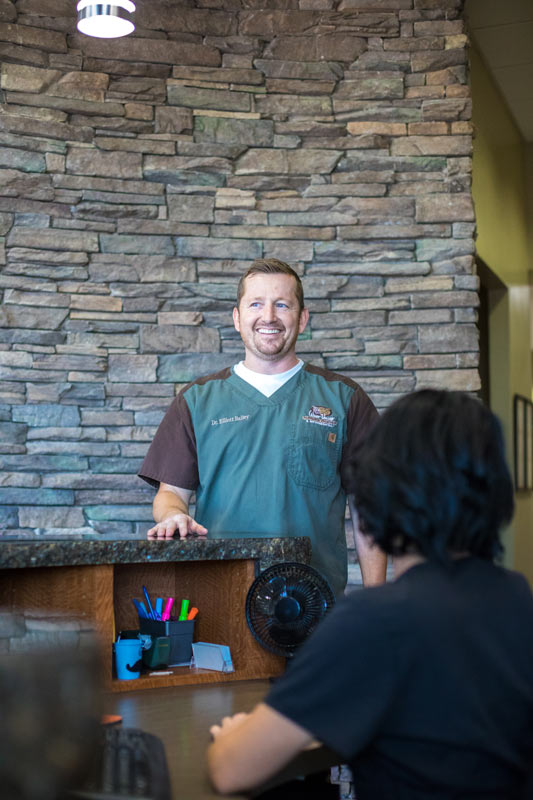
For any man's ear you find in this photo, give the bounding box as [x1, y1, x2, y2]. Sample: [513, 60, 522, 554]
[233, 306, 240, 332]
[298, 307, 309, 334]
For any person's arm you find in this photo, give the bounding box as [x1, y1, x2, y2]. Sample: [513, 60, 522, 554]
[341, 389, 385, 586]
[208, 703, 313, 795]
[147, 482, 207, 539]
[348, 495, 387, 587]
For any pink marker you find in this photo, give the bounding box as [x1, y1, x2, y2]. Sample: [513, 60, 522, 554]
[161, 597, 174, 621]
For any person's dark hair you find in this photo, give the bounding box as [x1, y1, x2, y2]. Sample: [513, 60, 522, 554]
[350, 390, 514, 562]
[236, 259, 304, 311]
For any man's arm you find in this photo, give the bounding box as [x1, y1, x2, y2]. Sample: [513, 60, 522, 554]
[147, 483, 207, 539]
[208, 703, 313, 795]
[348, 496, 387, 587]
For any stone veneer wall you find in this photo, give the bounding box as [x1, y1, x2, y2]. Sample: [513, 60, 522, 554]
[0, 608, 95, 652]
[0, 0, 479, 544]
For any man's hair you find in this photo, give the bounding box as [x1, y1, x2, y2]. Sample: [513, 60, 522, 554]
[349, 390, 514, 562]
[236, 259, 304, 311]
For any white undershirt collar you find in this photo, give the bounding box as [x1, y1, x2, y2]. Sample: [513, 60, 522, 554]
[234, 360, 303, 398]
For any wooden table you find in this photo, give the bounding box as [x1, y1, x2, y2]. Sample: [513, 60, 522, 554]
[106, 679, 269, 799]
[105, 679, 341, 799]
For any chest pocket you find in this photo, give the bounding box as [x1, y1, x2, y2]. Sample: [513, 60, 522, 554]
[287, 419, 342, 490]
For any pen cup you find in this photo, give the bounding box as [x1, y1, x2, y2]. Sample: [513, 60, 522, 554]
[114, 636, 142, 680]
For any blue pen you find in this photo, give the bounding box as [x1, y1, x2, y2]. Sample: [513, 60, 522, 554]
[142, 585, 156, 620]
[139, 600, 149, 618]
[155, 597, 163, 620]
[133, 599, 148, 619]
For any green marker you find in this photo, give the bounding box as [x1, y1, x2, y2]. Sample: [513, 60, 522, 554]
[178, 598, 189, 621]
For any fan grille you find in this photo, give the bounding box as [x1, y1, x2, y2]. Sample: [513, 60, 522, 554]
[245, 562, 335, 658]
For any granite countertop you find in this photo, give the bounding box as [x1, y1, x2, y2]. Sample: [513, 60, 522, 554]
[0, 534, 312, 571]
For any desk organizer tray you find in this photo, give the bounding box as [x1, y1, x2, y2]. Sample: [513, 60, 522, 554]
[139, 618, 194, 666]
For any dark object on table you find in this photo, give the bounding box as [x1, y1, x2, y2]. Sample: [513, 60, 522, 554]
[0, 611, 102, 800]
[250, 745, 342, 799]
[246, 562, 335, 658]
[142, 635, 170, 669]
[252, 772, 339, 800]
[68, 726, 172, 800]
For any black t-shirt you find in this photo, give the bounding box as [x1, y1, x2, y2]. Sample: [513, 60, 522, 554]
[266, 558, 533, 799]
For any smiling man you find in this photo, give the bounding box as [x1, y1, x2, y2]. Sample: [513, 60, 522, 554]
[138, 259, 386, 595]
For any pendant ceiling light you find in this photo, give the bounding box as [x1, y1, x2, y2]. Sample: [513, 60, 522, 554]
[77, 0, 136, 38]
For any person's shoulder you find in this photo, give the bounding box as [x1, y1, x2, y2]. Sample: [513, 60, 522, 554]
[302, 363, 363, 393]
[335, 581, 408, 626]
[464, 557, 530, 585]
[181, 366, 234, 396]
[308, 583, 411, 657]
[487, 561, 533, 600]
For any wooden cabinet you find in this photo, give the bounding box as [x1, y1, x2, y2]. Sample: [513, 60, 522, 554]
[0, 556, 286, 692]
[112, 558, 285, 691]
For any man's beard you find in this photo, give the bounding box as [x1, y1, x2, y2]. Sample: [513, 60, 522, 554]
[244, 323, 299, 361]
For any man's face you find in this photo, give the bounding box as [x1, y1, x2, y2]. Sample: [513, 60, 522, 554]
[233, 273, 309, 370]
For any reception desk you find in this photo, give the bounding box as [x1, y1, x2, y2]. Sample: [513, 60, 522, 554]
[0, 535, 311, 692]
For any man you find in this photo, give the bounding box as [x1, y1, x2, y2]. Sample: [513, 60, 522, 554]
[207, 390, 533, 799]
[138, 259, 386, 596]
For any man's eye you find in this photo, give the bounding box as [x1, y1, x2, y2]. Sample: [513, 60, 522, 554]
[276, 303, 288, 309]
[250, 302, 261, 308]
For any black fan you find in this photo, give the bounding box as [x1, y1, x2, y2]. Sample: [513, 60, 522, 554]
[245, 562, 335, 658]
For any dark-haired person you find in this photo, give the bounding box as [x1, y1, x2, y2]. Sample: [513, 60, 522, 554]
[207, 390, 533, 798]
[138, 259, 386, 596]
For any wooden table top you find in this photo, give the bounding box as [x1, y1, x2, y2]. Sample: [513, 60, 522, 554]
[106, 679, 271, 800]
[106, 679, 341, 799]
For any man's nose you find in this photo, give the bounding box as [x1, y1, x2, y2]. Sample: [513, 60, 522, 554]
[261, 303, 277, 322]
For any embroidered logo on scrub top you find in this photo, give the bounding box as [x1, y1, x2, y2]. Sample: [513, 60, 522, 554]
[302, 405, 338, 428]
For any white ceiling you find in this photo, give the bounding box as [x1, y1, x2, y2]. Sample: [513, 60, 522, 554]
[465, 0, 533, 142]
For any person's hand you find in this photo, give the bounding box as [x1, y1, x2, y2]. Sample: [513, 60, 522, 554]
[147, 514, 208, 539]
[210, 712, 249, 740]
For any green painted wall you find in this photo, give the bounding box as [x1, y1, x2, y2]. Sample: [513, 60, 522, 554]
[470, 45, 533, 581]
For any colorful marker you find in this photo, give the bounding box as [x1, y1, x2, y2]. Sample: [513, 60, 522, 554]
[161, 597, 174, 621]
[133, 599, 148, 619]
[178, 598, 189, 621]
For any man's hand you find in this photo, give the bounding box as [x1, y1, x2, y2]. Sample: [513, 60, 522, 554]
[148, 483, 208, 540]
[210, 712, 249, 740]
[147, 514, 207, 539]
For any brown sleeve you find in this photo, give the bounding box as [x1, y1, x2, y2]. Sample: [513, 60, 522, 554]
[137, 390, 199, 491]
[340, 386, 379, 492]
